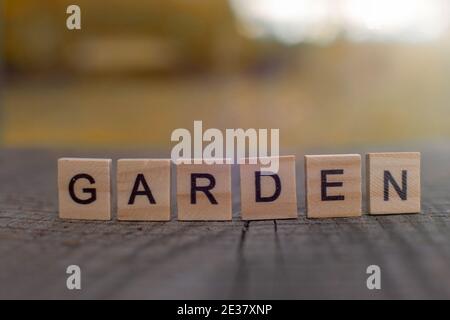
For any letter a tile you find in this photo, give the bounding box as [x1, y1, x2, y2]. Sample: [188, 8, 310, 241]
[117, 159, 171, 221]
[177, 162, 232, 221]
[305, 154, 361, 218]
[58, 158, 111, 220]
[367, 152, 421, 215]
[240, 156, 298, 220]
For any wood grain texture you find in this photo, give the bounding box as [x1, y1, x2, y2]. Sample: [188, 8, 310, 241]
[117, 159, 171, 221]
[367, 152, 421, 215]
[305, 154, 362, 218]
[240, 156, 298, 220]
[1, 146, 450, 299]
[58, 158, 111, 221]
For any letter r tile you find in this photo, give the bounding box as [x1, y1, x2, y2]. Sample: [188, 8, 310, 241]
[240, 156, 298, 220]
[176, 162, 232, 221]
[367, 152, 421, 215]
[305, 154, 361, 218]
[58, 158, 111, 220]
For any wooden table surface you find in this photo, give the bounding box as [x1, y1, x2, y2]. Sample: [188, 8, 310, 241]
[1, 145, 450, 299]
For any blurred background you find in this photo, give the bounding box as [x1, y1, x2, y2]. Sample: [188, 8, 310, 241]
[2, 0, 450, 150]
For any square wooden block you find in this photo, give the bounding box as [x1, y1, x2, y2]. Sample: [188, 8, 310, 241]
[367, 152, 421, 215]
[177, 162, 232, 221]
[240, 156, 298, 220]
[305, 154, 362, 218]
[117, 159, 171, 221]
[58, 158, 111, 220]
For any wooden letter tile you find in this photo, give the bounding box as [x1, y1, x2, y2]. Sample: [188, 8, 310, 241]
[367, 152, 421, 215]
[240, 156, 298, 220]
[58, 158, 111, 220]
[177, 162, 232, 221]
[305, 154, 361, 218]
[117, 159, 171, 221]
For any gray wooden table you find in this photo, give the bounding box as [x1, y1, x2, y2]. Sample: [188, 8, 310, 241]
[1, 144, 450, 299]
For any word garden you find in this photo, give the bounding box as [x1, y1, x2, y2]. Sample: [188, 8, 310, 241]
[58, 152, 421, 221]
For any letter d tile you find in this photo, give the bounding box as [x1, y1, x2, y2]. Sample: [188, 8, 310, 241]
[58, 158, 112, 220]
[240, 156, 298, 220]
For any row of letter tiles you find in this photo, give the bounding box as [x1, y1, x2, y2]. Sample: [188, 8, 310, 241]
[58, 153, 421, 221]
